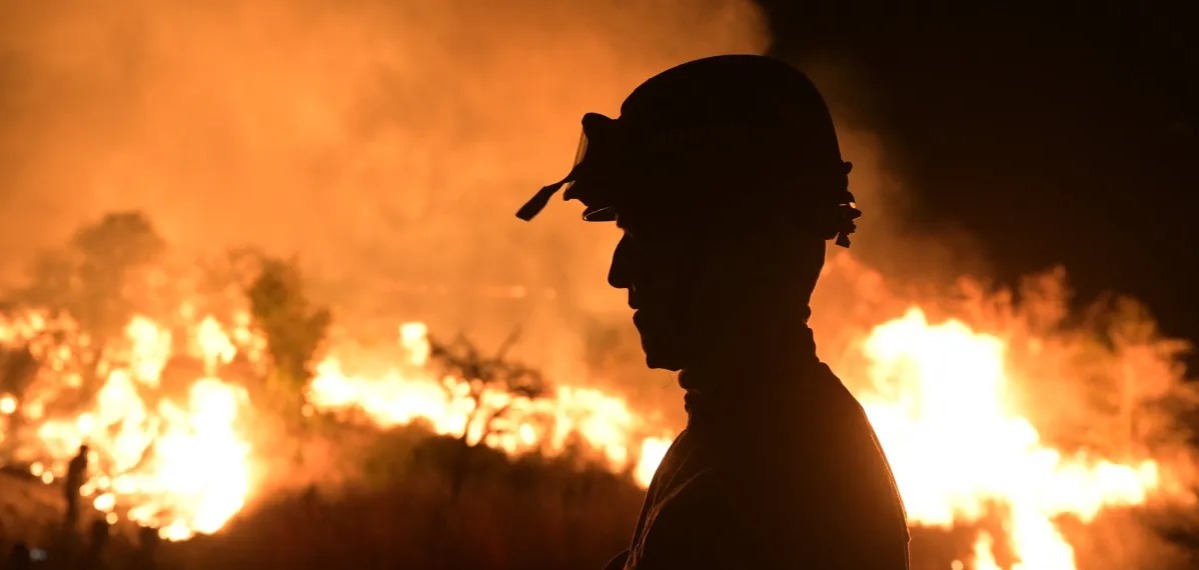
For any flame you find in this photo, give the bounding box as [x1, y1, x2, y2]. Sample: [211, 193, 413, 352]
[2, 311, 256, 540]
[857, 308, 1163, 569]
[303, 306, 1179, 570]
[0, 262, 1193, 568]
[306, 323, 672, 481]
[634, 437, 672, 488]
[138, 377, 252, 540]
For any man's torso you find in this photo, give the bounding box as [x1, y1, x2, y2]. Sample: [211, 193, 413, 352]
[616, 364, 909, 569]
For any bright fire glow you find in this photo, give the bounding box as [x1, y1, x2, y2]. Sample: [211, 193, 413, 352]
[306, 323, 673, 486]
[857, 308, 1160, 570]
[1, 311, 255, 540]
[0, 266, 1191, 568]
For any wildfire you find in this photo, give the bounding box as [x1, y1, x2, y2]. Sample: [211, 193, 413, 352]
[1, 311, 255, 541]
[858, 308, 1161, 570]
[304, 306, 1185, 569]
[0, 310, 674, 541]
[0, 267, 1192, 568]
[306, 322, 673, 486]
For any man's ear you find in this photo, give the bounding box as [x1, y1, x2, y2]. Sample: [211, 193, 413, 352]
[685, 230, 768, 322]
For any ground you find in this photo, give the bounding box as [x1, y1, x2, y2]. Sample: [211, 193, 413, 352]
[2, 432, 1197, 569]
[0, 467, 64, 548]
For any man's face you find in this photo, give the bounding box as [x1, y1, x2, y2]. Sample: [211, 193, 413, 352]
[606, 218, 700, 371]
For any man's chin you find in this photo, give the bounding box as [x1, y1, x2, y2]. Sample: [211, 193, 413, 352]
[635, 320, 685, 371]
[644, 355, 682, 371]
[641, 344, 684, 371]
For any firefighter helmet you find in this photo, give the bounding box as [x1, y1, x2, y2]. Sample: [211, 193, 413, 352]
[517, 54, 859, 246]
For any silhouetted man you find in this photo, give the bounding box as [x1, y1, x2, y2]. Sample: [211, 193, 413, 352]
[7, 542, 31, 570]
[518, 55, 910, 569]
[65, 444, 89, 529]
[130, 525, 161, 570]
[80, 519, 110, 570]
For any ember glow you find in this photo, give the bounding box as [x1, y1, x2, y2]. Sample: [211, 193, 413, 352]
[0, 262, 1193, 569]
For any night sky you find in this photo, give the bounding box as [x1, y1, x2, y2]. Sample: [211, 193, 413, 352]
[757, 4, 1197, 363]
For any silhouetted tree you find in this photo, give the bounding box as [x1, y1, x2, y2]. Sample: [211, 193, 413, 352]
[18, 211, 167, 393]
[426, 332, 547, 500]
[246, 256, 331, 407]
[0, 344, 38, 397]
[70, 212, 167, 330]
[428, 331, 548, 447]
[192, 247, 270, 319]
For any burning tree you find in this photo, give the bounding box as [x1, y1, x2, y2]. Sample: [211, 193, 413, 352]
[427, 331, 548, 447]
[12, 211, 167, 395]
[34, 211, 167, 331]
[246, 256, 331, 412]
[424, 332, 548, 499]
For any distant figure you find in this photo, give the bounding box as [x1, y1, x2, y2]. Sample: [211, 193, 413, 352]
[130, 526, 161, 570]
[7, 541, 31, 570]
[519, 55, 910, 568]
[79, 520, 110, 570]
[302, 483, 320, 511]
[64, 444, 89, 529]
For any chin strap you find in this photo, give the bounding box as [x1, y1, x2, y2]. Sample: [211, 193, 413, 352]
[516, 179, 568, 221]
[834, 200, 862, 247]
[832, 161, 860, 248]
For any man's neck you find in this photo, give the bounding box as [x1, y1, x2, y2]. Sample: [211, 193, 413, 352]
[677, 311, 821, 396]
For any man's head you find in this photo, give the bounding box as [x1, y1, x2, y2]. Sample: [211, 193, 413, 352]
[519, 55, 857, 371]
[78, 444, 89, 456]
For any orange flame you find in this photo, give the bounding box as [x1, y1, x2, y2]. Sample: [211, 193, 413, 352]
[2, 311, 255, 540]
[306, 323, 673, 483]
[857, 308, 1161, 569]
[0, 262, 1192, 567]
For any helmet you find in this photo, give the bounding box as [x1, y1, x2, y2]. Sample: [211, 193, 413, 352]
[517, 54, 860, 246]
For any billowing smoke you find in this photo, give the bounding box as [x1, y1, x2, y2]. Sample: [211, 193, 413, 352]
[0, 0, 768, 385]
[791, 56, 995, 293]
[5, 0, 1172, 417]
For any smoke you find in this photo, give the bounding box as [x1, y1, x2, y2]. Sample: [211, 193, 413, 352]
[0, 0, 1086, 393]
[788, 56, 994, 292]
[0, 0, 767, 379]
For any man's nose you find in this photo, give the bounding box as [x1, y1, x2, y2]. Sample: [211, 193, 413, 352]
[608, 234, 633, 290]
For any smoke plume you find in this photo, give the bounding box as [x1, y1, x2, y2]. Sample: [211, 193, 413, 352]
[0, 0, 767, 381]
